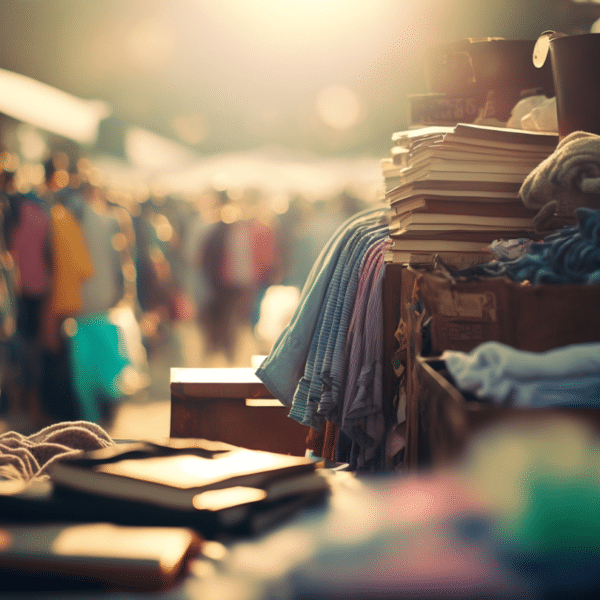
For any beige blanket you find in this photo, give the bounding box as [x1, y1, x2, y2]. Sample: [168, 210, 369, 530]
[520, 130, 600, 235]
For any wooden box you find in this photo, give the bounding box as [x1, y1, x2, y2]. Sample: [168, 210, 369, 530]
[170, 368, 309, 456]
[414, 356, 600, 469]
[416, 271, 600, 355]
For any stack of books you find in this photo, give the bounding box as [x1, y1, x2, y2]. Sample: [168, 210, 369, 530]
[2, 439, 331, 540]
[382, 123, 559, 266]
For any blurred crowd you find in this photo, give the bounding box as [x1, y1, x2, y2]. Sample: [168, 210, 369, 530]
[0, 146, 370, 435]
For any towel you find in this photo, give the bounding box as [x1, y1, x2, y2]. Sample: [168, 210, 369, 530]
[0, 420, 114, 481]
[442, 341, 600, 408]
[520, 131, 600, 235]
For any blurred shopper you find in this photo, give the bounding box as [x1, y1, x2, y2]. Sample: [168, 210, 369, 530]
[61, 179, 146, 425]
[0, 166, 21, 431]
[132, 199, 174, 351]
[37, 155, 94, 425]
[197, 189, 279, 363]
[180, 194, 214, 322]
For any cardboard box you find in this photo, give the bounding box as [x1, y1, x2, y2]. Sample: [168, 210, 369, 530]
[407, 93, 483, 128]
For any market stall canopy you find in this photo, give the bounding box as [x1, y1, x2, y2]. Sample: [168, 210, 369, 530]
[0, 68, 111, 146]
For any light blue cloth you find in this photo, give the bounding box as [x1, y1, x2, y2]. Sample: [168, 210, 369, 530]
[297, 224, 388, 429]
[321, 238, 387, 425]
[301, 222, 371, 424]
[290, 220, 388, 429]
[255, 207, 389, 406]
[443, 341, 600, 407]
[320, 232, 388, 421]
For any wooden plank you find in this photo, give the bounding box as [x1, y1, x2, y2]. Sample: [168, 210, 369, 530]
[170, 368, 275, 400]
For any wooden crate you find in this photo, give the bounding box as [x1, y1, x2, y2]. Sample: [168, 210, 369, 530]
[417, 271, 600, 355]
[414, 356, 600, 469]
[170, 368, 309, 456]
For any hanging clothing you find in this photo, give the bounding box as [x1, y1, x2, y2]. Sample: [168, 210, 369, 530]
[256, 205, 394, 471]
[48, 203, 94, 317]
[10, 197, 50, 297]
[321, 237, 388, 425]
[291, 222, 388, 430]
[348, 254, 387, 469]
[79, 202, 124, 316]
[256, 206, 388, 405]
[338, 243, 386, 431]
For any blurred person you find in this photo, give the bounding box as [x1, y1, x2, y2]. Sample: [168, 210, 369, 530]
[180, 193, 215, 322]
[159, 195, 196, 323]
[198, 189, 279, 364]
[34, 154, 94, 426]
[132, 199, 173, 351]
[69, 181, 125, 317]
[245, 188, 283, 330]
[198, 216, 238, 362]
[0, 166, 22, 431]
[62, 179, 143, 425]
[1, 162, 54, 432]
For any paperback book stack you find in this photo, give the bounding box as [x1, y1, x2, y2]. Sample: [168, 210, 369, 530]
[381, 123, 559, 266]
[1, 439, 331, 540]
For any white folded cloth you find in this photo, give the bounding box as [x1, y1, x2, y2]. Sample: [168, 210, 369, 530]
[442, 341, 600, 407]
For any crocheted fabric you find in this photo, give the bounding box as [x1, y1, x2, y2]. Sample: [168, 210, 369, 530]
[0, 420, 114, 481]
[520, 131, 600, 235]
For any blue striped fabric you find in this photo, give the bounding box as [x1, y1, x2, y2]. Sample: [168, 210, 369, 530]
[291, 220, 378, 428]
[255, 206, 389, 405]
[318, 232, 389, 426]
[294, 221, 389, 429]
[327, 238, 387, 426]
[313, 225, 388, 427]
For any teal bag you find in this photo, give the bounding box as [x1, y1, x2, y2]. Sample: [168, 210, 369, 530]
[65, 311, 130, 423]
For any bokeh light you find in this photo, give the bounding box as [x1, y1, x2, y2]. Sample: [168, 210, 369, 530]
[316, 85, 362, 130]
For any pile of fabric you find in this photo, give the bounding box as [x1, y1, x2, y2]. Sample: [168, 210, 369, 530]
[520, 130, 600, 235]
[256, 205, 402, 472]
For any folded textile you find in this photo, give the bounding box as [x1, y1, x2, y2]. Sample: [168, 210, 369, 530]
[442, 341, 600, 408]
[520, 131, 600, 235]
[0, 420, 114, 481]
[256, 206, 389, 405]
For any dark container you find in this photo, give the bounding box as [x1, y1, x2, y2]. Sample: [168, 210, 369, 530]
[545, 33, 600, 137]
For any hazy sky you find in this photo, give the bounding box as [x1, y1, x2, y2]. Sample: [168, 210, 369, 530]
[0, 0, 574, 159]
